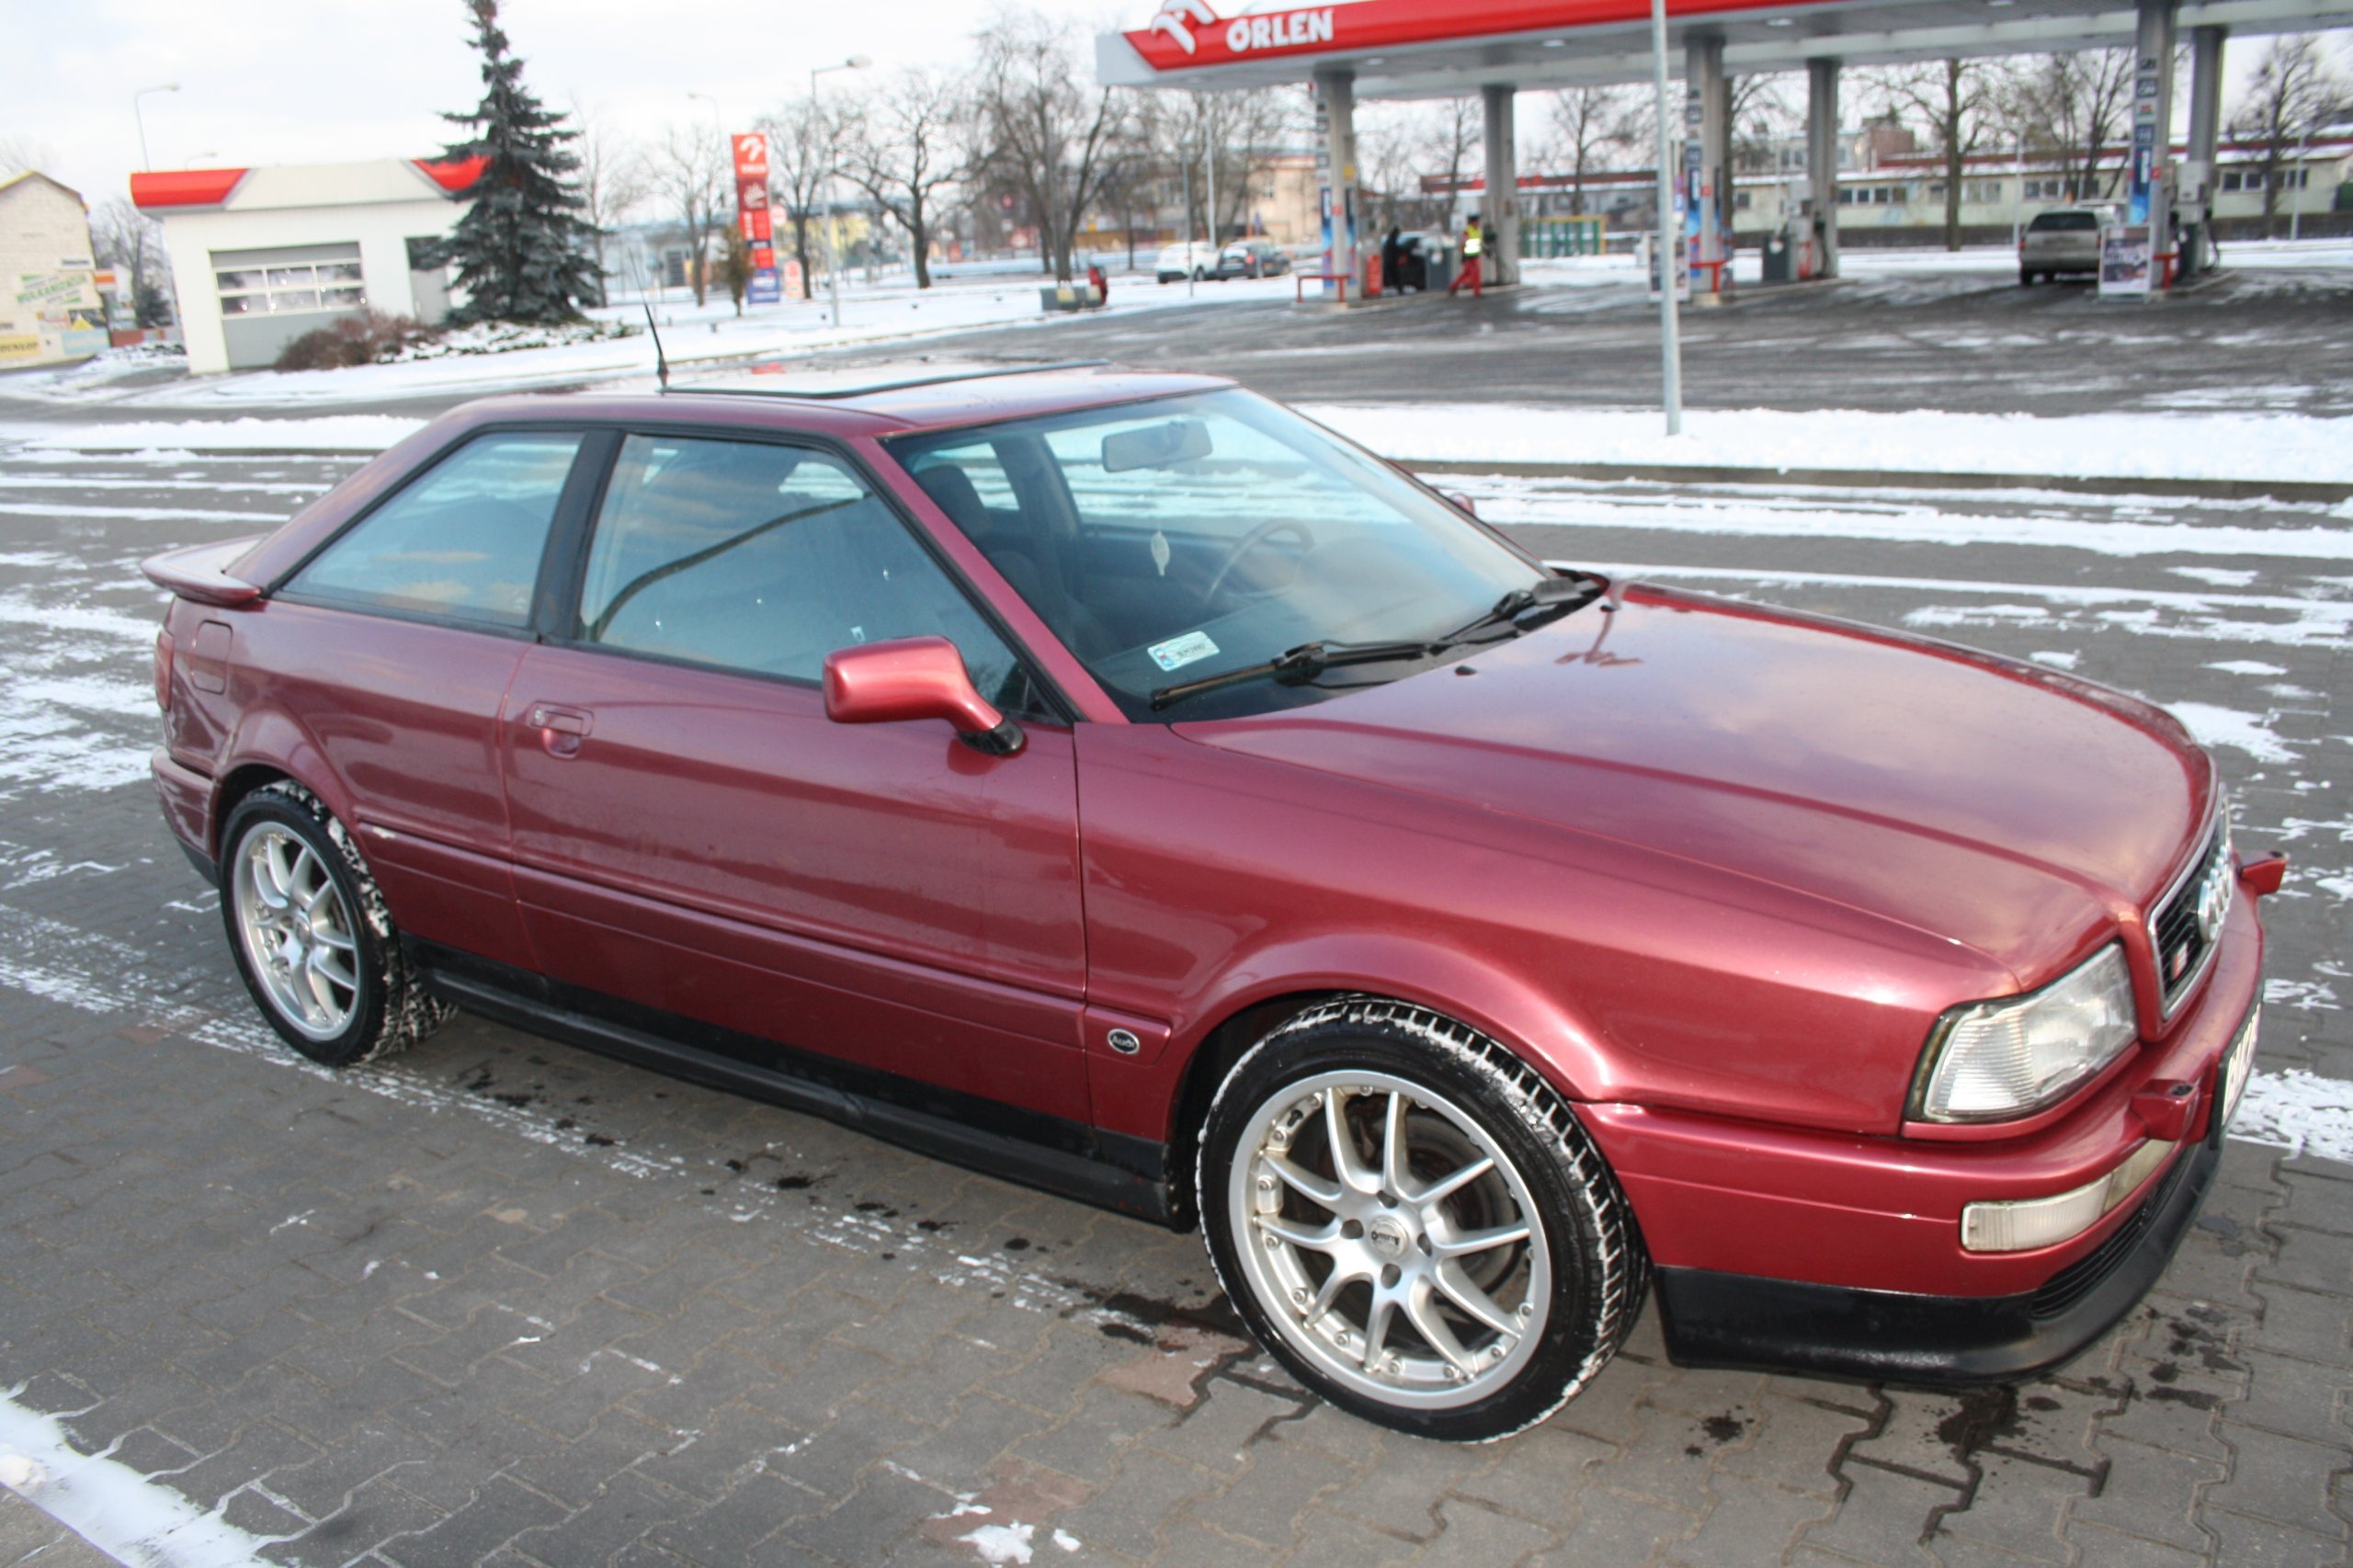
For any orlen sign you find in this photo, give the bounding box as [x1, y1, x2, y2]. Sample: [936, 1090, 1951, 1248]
[1145, 0, 1336, 59]
[1222, 8, 1336, 51]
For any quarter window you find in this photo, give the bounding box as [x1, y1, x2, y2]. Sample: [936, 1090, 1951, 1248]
[574, 436, 1029, 708]
[289, 432, 583, 629]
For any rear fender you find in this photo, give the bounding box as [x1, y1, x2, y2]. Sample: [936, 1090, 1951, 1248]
[210, 703, 357, 856]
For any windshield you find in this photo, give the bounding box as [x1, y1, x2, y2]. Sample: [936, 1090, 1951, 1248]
[885, 389, 1550, 722]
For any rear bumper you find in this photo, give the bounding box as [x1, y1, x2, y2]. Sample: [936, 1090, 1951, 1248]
[1653, 1127, 2221, 1382]
[152, 747, 217, 885]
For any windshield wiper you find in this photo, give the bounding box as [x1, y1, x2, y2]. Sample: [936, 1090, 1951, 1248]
[1149, 638, 1438, 711]
[1147, 575, 1607, 713]
[1438, 573, 1607, 646]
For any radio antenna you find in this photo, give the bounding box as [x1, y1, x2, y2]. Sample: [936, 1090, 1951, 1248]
[642, 303, 669, 390]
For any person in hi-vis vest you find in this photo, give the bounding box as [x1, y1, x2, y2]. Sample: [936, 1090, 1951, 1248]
[1449, 214, 1485, 298]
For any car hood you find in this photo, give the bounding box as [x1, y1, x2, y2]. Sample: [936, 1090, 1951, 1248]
[1182, 584, 2211, 981]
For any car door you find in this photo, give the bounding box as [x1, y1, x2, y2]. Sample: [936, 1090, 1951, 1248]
[264, 426, 597, 972]
[501, 430, 1091, 1124]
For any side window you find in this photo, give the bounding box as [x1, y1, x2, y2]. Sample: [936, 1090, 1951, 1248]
[289, 432, 583, 629]
[574, 435, 1029, 709]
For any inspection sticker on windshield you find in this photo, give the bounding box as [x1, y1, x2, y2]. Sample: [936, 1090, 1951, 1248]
[1148, 631, 1220, 672]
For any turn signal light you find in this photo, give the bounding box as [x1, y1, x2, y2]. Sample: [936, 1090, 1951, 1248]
[1960, 1138, 2174, 1253]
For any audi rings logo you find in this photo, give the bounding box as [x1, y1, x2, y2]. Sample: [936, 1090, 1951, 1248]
[1148, 0, 1218, 53]
[2194, 855, 2231, 945]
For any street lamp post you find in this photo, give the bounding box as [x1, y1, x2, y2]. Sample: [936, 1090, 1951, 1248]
[811, 56, 871, 329]
[1648, 0, 1681, 436]
[133, 83, 181, 172]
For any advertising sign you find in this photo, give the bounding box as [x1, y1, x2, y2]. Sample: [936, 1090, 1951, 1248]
[2127, 58, 2160, 225]
[2099, 224, 2154, 297]
[731, 132, 780, 306]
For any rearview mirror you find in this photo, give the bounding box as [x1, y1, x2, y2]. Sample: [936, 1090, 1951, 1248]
[1102, 418, 1213, 473]
[823, 637, 1025, 756]
[1444, 491, 1478, 517]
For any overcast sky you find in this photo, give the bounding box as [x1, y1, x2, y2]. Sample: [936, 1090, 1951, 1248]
[5, 0, 1125, 214]
[6, 1, 2344, 221]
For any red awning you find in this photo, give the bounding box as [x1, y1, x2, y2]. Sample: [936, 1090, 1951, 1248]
[415, 155, 489, 194]
[130, 167, 247, 210]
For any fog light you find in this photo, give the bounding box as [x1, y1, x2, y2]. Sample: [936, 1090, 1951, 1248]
[1960, 1139, 2176, 1254]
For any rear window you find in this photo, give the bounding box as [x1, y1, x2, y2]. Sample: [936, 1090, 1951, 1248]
[2030, 212, 2099, 233]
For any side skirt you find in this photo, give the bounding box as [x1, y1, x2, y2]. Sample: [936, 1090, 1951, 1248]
[405, 940, 1177, 1226]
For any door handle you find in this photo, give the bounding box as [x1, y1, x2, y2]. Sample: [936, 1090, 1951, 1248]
[524, 703, 592, 758]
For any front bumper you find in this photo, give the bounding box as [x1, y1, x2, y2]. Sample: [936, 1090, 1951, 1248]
[1651, 1124, 2222, 1382]
[1581, 870, 2267, 1382]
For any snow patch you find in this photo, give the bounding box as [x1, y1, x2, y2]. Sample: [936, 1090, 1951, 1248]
[2231, 1070, 2353, 1165]
[2205, 660, 2288, 676]
[0, 1383, 293, 1566]
[2028, 651, 2078, 671]
[1307, 403, 2353, 486]
[2165, 702, 2298, 763]
[16, 416, 424, 454]
[961, 1521, 1038, 1565]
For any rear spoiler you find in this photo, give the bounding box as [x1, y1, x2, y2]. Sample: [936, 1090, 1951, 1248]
[142, 535, 267, 608]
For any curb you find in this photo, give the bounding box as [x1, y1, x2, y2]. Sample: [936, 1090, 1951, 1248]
[1398, 458, 2353, 505]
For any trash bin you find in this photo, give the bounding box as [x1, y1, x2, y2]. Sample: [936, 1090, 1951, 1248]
[1419, 238, 1457, 294]
[1760, 232, 1793, 284]
[1364, 253, 1383, 298]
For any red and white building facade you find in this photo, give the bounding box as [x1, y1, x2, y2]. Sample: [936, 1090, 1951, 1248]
[131, 157, 484, 375]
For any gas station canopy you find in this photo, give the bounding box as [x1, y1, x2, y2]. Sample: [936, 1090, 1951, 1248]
[1098, 0, 2353, 98]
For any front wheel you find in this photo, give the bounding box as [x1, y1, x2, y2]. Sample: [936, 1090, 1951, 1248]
[1199, 998, 1647, 1441]
[221, 781, 451, 1067]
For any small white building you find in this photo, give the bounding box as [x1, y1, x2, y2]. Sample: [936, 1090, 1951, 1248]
[0, 171, 108, 369]
[131, 156, 483, 374]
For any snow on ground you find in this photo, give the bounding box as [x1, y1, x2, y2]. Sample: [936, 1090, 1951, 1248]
[1304, 403, 2353, 485]
[6, 270, 1308, 412]
[2, 416, 422, 453]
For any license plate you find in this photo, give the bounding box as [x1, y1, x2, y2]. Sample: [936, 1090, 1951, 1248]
[2213, 1003, 2259, 1141]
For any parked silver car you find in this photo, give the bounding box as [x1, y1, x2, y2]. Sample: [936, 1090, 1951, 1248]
[2019, 208, 2109, 284]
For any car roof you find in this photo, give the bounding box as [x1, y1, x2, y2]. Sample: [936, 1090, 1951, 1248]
[448, 361, 1237, 440]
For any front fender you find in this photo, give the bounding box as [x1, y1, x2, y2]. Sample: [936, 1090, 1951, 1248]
[1089, 930, 1616, 1150]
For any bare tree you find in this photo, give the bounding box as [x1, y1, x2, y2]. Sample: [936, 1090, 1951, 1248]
[1731, 74, 1802, 174]
[756, 95, 846, 300]
[569, 98, 649, 302]
[1546, 86, 1639, 214]
[840, 68, 968, 289]
[646, 120, 725, 305]
[1864, 59, 2011, 248]
[972, 7, 1132, 281]
[90, 197, 173, 326]
[2009, 50, 2134, 204]
[1096, 93, 1175, 267]
[1429, 97, 1482, 227]
[1165, 88, 1299, 247]
[0, 135, 57, 177]
[2231, 35, 2343, 235]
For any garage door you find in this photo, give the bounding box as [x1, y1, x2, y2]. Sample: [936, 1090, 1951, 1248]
[212, 243, 367, 369]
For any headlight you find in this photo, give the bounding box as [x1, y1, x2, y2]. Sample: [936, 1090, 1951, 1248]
[1911, 944, 2140, 1123]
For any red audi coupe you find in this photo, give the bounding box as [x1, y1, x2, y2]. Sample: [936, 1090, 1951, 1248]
[144, 364, 2281, 1440]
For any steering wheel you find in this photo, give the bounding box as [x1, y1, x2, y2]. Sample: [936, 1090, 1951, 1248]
[1202, 518, 1316, 606]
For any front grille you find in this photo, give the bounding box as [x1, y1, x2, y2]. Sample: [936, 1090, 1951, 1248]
[2150, 816, 2231, 1017]
[2029, 1148, 2194, 1319]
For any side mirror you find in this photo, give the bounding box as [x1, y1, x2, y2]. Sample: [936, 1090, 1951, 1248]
[823, 636, 1025, 756]
[1444, 491, 1479, 518]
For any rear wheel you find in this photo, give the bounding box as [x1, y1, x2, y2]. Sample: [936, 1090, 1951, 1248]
[221, 781, 451, 1067]
[1199, 997, 1647, 1442]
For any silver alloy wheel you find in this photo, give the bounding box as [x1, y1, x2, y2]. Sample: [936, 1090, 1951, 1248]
[1227, 1069, 1552, 1411]
[231, 824, 361, 1041]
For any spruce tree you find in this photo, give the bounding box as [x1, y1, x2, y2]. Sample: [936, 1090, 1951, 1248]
[433, 0, 601, 324]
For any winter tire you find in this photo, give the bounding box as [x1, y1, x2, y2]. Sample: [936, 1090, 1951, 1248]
[1199, 996, 1647, 1442]
[221, 781, 451, 1067]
